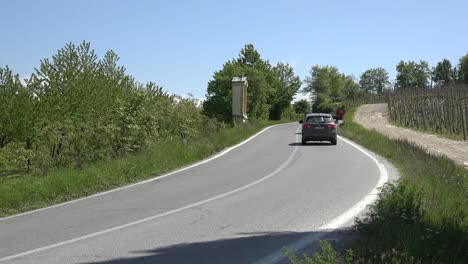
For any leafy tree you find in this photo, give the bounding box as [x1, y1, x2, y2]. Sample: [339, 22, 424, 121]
[432, 59, 455, 86]
[343, 75, 360, 98]
[359, 67, 390, 94]
[203, 61, 243, 122]
[203, 44, 300, 122]
[457, 54, 468, 84]
[268, 63, 302, 120]
[302, 65, 344, 101]
[0, 66, 35, 148]
[293, 99, 311, 115]
[1, 41, 223, 174]
[395, 60, 430, 89]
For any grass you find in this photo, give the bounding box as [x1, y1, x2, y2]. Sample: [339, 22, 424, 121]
[0, 119, 291, 218]
[337, 108, 468, 263]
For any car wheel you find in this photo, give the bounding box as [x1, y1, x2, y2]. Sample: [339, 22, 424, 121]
[331, 138, 337, 145]
[301, 138, 307, 145]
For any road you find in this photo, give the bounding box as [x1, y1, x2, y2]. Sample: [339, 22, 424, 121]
[0, 123, 384, 264]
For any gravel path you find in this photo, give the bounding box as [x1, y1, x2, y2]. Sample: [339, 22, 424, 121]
[354, 104, 468, 168]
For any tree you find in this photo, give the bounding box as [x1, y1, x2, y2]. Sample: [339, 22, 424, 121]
[432, 59, 455, 86]
[268, 62, 302, 120]
[302, 65, 344, 101]
[395, 60, 430, 89]
[457, 54, 468, 84]
[203, 44, 300, 122]
[0, 66, 35, 148]
[359, 67, 390, 94]
[293, 99, 311, 115]
[203, 62, 242, 122]
[343, 75, 360, 99]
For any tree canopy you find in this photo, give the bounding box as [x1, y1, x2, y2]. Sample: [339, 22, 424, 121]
[359, 67, 390, 94]
[395, 60, 430, 89]
[203, 44, 301, 122]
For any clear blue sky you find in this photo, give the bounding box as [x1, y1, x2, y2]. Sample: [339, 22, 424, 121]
[2, 0, 468, 100]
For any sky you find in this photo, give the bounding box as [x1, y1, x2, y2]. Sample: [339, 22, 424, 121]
[2, 0, 468, 101]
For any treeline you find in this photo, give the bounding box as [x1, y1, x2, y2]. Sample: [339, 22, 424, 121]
[0, 42, 223, 175]
[297, 53, 468, 113]
[203, 44, 302, 122]
[1, 42, 303, 175]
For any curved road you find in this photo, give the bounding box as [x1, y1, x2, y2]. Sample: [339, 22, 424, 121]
[0, 123, 382, 264]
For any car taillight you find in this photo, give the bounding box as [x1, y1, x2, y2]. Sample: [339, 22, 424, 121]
[303, 124, 313, 129]
[327, 124, 337, 129]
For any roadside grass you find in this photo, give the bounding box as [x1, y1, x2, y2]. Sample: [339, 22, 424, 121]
[286, 108, 467, 263]
[338, 108, 468, 263]
[0, 120, 291, 218]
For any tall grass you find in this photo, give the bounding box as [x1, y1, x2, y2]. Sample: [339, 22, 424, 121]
[339, 108, 468, 263]
[0, 120, 288, 217]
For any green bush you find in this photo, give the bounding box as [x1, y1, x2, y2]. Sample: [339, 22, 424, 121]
[339, 107, 468, 263]
[0, 42, 229, 174]
[312, 94, 338, 114]
[0, 143, 32, 173]
[284, 240, 354, 264]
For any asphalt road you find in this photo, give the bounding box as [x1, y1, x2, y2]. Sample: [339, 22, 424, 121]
[0, 123, 382, 264]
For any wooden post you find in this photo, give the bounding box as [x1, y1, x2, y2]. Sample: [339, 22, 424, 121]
[461, 104, 466, 141]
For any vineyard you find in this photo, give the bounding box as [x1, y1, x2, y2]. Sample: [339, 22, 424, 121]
[387, 85, 468, 140]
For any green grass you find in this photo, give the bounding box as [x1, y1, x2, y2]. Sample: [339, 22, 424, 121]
[0, 120, 291, 218]
[338, 108, 468, 263]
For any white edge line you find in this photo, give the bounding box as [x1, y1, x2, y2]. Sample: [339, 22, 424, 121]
[255, 135, 389, 264]
[0, 124, 287, 222]
[0, 126, 301, 262]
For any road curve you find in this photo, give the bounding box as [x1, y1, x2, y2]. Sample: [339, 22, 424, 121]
[0, 123, 381, 264]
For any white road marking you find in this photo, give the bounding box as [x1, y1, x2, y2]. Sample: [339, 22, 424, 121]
[254, 135, 389, 264]
[0, 126, 301, 263]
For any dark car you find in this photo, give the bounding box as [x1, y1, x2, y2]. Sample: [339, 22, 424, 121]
[299, 113, 337, 145]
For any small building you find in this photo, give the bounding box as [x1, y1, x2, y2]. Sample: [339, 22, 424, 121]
[232, 77, 248, 123]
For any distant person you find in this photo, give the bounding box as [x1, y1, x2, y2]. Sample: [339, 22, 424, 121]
[336, 106, 346, 121]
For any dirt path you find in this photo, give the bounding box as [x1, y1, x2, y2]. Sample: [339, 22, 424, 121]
[354, 104, 468, 168]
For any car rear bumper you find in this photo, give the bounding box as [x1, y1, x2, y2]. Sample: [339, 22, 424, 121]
[302, 136, 336, 142]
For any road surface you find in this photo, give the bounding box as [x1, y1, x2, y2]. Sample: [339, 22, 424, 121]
[0, 123, 383, 264]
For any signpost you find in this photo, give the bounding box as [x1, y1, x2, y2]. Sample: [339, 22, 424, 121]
[180, 131, 187, 145]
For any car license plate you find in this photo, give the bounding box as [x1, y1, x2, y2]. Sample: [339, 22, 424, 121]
[315, 127, 324, 129]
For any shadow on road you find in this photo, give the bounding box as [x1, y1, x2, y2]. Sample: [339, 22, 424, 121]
[83, 229, 356, 264]
[289, 142, 334, 146]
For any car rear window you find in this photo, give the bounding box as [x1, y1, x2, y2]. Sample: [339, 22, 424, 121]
[306, 116, 333, 123]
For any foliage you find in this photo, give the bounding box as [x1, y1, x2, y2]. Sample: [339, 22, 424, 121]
[395, 60, 430, 89]
[458, 54, 468, 84]
[302, 65, 358, 112]
[0, 66, 35, 149]
[203, 44, 301, 122]
[358, 67, 390, 94]
[293, 99, 312, 115]
[342, 75, 360, 99]
[284, 240, 354, 264]
[311, 94, 338, 114]
[0, 41, 222, 175]
[339, 107, 468, 263]
[432, 58, 456, 86]
[281, 105, 302, 121]
[303, 65, 344, 101]
[269, 62, 302, 120]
